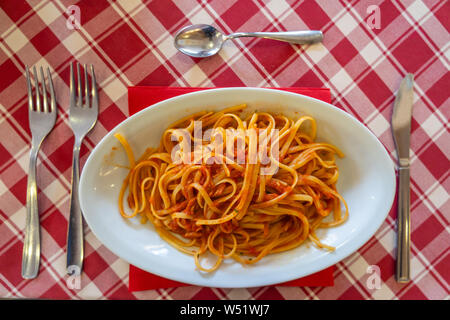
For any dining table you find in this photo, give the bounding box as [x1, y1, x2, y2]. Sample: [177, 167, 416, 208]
[0, 0, 448, 300]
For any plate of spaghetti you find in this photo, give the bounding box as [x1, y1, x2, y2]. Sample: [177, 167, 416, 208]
[79, 88, 395, 288]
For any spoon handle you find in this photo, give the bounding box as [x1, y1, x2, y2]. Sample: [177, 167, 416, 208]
[228, 30, 323, 44]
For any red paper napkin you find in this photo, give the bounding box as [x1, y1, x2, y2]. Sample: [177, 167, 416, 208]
[127, 86, 334, 291]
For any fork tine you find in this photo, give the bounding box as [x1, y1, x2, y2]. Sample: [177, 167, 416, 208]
[70, 62, 76, 107]
[25, 66, 34, 111]
[40, 67, 48, 113]
[33, 66, 41, 112]
[84, 64, 90, 108]
[90, 65, 98, 110]
[76, 63, 82, 107]
[47, 67, 56, 113]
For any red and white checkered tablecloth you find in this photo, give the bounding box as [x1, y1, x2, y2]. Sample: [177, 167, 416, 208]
[0, 0, 449, 300]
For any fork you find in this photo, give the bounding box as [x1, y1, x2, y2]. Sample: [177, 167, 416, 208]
[22, 66, 57, 279]
[66, 62, 98, 275]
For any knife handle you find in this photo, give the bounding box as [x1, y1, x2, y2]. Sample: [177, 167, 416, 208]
[396, 165, 410, 283]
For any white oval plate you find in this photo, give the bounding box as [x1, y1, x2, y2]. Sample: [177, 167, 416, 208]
[79, 88, 396, 288]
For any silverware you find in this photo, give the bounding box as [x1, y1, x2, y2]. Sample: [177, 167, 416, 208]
[66, 62, 98, 275]
[22, 66, 57, 279]
[391, 73, 414, 283]
[174, 24, 323, 58]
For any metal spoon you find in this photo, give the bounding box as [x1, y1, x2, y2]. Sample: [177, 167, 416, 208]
[174, 24, 323, 58]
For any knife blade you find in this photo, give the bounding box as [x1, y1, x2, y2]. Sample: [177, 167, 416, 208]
[392, 74, 414, 163]
[391, 73, 414, 283]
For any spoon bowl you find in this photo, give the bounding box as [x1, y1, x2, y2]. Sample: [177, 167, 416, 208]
[174, 24, 226, 58]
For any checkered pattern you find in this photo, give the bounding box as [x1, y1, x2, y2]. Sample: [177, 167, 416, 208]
[0, 0, 449, 300]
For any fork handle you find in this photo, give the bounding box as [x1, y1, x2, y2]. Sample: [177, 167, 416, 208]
[67, 137, 84, 275]
[22, 145, 41, 279]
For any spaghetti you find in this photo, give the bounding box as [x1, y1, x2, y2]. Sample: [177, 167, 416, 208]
[115, 105, 348, 272]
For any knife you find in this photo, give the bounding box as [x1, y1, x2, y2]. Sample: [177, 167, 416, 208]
[391, 73, 414, 283]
